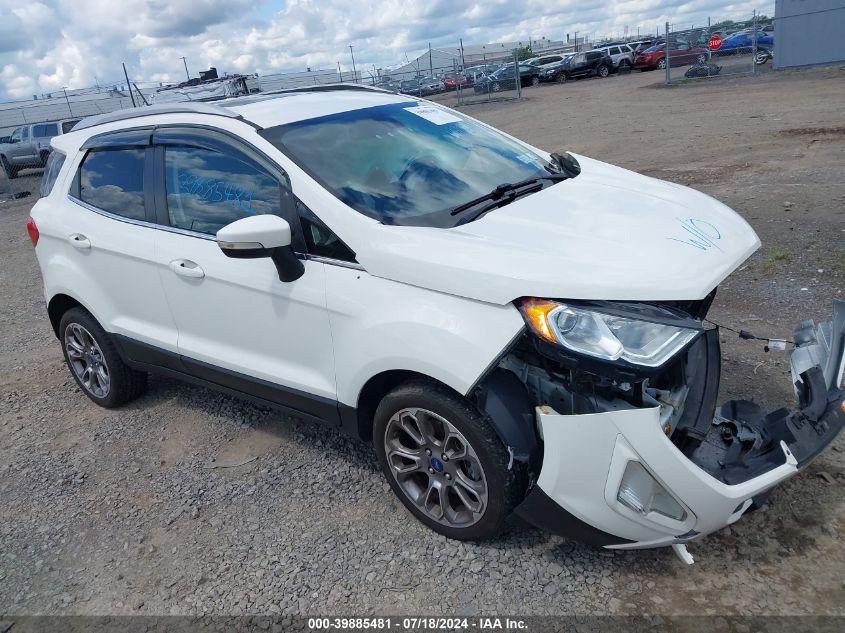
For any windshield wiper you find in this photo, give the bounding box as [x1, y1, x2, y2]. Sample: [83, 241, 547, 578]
[449, 173, 570, 218]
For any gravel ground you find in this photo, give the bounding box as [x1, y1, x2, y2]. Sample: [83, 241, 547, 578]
[1, 66, 844, 617]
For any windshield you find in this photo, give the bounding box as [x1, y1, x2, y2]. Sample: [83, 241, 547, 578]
[260, 101, 560, 227]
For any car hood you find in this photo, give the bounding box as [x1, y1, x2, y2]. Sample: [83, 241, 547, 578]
[354, 154, 760, 305]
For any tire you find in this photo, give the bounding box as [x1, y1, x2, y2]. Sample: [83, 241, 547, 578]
[656, 58, 667, 70]
[492, 82, 501, 92]
[597, 65, 610, 78]
[530, 75, 540, 86]
[696, 53, 708, 64]
[2, 156, 17, 179]
[555, 73, 567, 84]
[373, 378, 523, 541]
[59, 307, 147, 408]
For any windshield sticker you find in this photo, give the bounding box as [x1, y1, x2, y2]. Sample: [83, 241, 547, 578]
[515, 153, 536, 164]
[667, 218, 723, 251]
[404, 105, 462, 125]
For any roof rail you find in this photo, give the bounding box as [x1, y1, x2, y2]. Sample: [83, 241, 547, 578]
[72, 102, 251, 132]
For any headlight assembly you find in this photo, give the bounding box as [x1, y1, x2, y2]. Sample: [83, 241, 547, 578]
[519, 298, 701, 368]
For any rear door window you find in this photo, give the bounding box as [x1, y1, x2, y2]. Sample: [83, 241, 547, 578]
[77, 148, 146, 221]
[62, 120, 80, 133]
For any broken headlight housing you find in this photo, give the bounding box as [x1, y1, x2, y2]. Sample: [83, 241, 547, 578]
[519, 298, 701, 368]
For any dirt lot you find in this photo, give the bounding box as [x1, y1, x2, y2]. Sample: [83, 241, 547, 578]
[1, 66, 844, 617]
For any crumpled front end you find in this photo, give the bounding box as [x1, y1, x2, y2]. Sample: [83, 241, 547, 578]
[511, 300, 845, 550]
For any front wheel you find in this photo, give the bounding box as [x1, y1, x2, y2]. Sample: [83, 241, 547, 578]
[492, 82, 501, 92]
[530, 75, 540, 86]
[656, 58, 667, 70]
[696, 53, 708, 64]
[2, 156, 17, 179]
[597, 65, 610, 77]
[555, 73, 567, 84]
[374, 379, 522, 540]
[60, 307, 147, 408]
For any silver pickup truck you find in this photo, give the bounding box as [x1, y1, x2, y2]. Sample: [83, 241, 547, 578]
[0, 118, 79, 179]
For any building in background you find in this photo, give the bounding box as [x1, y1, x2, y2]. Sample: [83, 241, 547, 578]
[774, 0, 845, 68]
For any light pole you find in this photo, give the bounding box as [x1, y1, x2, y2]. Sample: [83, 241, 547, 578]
[62, 87, 74, 116]
[180, 56, 190, 81]
[349, 45, 357, 83]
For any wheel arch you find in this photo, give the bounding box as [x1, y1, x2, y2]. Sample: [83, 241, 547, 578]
[47, 292, 87, 338]
[352, 369, 447, 441]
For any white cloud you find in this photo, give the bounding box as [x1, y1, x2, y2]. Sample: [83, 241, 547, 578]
[0, 0, 774, 99]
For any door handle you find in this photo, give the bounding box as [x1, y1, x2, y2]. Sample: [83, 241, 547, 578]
[169, 259, 205, 279]
[68, 233, 91, 250]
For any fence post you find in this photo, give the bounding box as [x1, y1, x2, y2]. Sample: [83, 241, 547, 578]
[514, 50, 521, 99]
[752, 10, 758, 76]
[664, 22, 671, 84]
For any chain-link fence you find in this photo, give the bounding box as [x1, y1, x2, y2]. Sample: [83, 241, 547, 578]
[664, 12, 774, 83]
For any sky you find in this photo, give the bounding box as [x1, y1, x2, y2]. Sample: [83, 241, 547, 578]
[0, 0, 774, 101]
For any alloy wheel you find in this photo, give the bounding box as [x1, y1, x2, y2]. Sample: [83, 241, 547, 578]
[65, 323, 110, 398]
[383, 408, 488, 527]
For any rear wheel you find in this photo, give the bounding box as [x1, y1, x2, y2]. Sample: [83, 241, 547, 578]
[59, 307, 147, 408]
[492, 82, 501, 92]
[656, 58, 667, 70]
[555, 72, 568, 84]
[619, 60, 631, 71]
[597, 65, 610, 77]
[530, 75, 540, 86]
[374, 379, 522, 540]
[696, 53, 708, 64]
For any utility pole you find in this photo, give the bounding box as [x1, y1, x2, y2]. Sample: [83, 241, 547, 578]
[122, 62, 137, 107]
[428, 42, 433, 76]
[337, 61, 343, 82]
[180, 56, 190, 81]
[459, 37, 465, 69]
[349, 45, 357, 83]
[62, 87, 74, 116]
[574, 31, 578, 52]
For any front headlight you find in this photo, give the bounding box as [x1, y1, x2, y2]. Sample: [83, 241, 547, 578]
[519, 298, 700, 368]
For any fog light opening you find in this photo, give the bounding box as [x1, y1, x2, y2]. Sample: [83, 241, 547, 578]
[617, 461, 687, 522]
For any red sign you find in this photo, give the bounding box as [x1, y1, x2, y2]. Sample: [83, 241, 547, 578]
[708, 35, 723, 51]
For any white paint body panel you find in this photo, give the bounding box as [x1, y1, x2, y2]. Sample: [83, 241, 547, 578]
[535, 406, 798, 549]
[323, 266, 524, 406]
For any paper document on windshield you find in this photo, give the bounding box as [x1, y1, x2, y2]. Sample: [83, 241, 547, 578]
[405, 105, 462, 125]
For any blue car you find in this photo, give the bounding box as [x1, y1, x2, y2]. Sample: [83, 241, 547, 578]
[717, 30, 773, 55]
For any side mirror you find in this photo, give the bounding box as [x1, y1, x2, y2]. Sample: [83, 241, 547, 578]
[216, 215, 304, 282]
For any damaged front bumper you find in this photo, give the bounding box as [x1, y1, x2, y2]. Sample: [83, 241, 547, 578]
[515, 300, 845, 550]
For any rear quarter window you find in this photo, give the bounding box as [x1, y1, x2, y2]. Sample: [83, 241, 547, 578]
[39, 152, 66, 198]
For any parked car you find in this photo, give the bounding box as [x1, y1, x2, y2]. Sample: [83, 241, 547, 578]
[442, 74, 470, 90]
[526, 54, 568, 71]
[628, 39, 660, 55]
[541, 51, 614, 83]
[716, 30, 774, 55]
[399, 79, 424, 96]
[417, 76, 444, 95]
[590, 44, 635, 70]
[29, 91, 845, 553]
[634, 42, 709, 70]
[1, 119, 78, 178]
[473, 63, 541, 93]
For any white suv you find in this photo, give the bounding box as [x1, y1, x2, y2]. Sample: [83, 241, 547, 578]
[591, 44, 635, 69]
[29, 88, 845, 556]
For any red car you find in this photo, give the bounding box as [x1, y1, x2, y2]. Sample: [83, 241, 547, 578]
[442, 74, 470, 89]
[634, 43, 709, 70]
